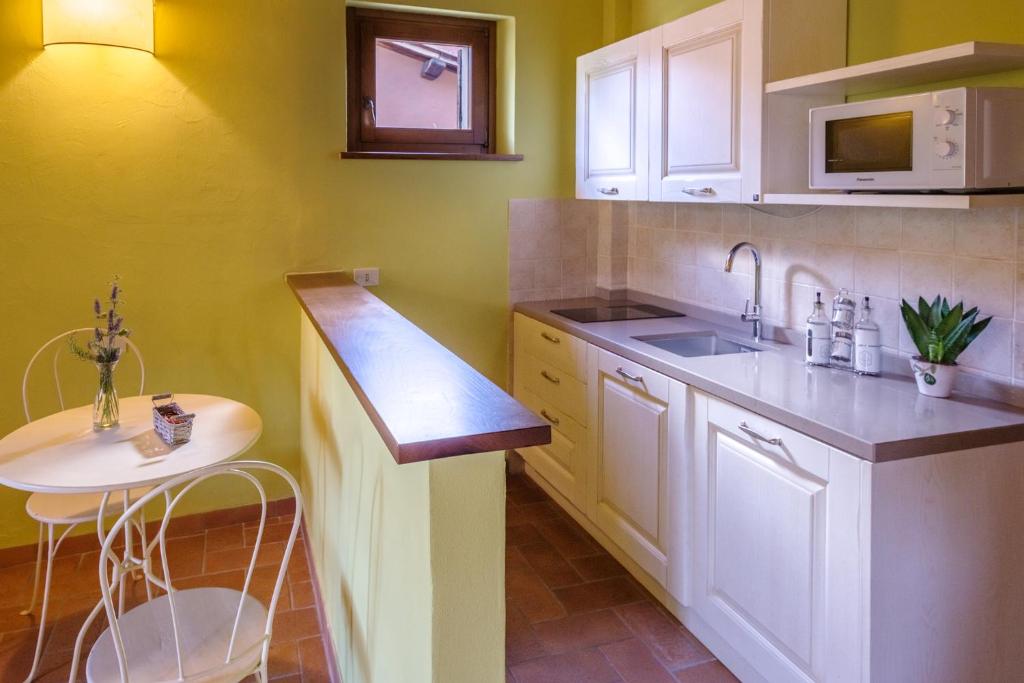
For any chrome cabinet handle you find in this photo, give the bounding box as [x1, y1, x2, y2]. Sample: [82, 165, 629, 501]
[615, 367, 643, 382]
[540, 370, 561, 385]
[682, 187, 716, 196]
[739, 422, 782, 446]
[598, 187, 620, 196]
[540, 331, 561, 344]
[540, 409, 560, 426]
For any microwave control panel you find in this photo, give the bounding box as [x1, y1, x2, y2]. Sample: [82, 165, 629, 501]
[932, 90, 965, 171]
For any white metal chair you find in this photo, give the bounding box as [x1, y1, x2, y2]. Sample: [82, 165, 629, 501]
[20, 328, 150, 682]
[86, 461, 303, 683]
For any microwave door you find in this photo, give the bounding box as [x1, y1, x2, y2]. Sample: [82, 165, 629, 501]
[809, 92, 934, 190]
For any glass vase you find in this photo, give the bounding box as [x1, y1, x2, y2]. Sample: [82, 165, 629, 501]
[93, 360, 120, 430]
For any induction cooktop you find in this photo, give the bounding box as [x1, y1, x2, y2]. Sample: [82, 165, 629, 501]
[551, 303, 685, 324]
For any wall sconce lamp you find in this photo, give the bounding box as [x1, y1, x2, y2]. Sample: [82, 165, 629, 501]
[42, 0, 154, 53]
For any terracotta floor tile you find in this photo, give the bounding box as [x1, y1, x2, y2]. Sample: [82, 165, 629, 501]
[507, 549, 567, 624]
[507, 482, 550, 505]
[507, 523, 546, 547]
[245, 521, 298, 547]
[291, 580, 315, 609]
[571, 553, 629, 582]
[206, 523, 245, 550]
[534, 518, 602, 559]
[600, 638, 677, 683]
[509, 501, 562, 526]
[518, 541, 585, 589]
[298, 635, 331, 681]
[267, 639, 301, 679]
[673, 661, 740, 682]
[273, 607, 321, 644]
[206, 540, 284, 574]
[615, 602, 714, 671]
[510, 649, 623, 683]
[553, 577, 646, 615]
[531, 609, 632, 655]
[506, 601, 547, 664]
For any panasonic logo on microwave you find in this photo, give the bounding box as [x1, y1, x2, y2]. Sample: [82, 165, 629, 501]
[855, 177, 875, 182]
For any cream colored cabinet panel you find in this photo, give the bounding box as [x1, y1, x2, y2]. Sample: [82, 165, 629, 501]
[518, 353, 587, 426]
[587, 346, 686, 586]
[693, 393, 865, 683]
[515, 387, 587, 508]
[514, 313, 587, 381]
[576, 33, 650, 200]
[649, 0, 763, 203]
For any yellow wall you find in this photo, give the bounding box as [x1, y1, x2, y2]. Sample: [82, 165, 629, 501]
[0, 0, 603, 549]
[300, 315, 505, 681]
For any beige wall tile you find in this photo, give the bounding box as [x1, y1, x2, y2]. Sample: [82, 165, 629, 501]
[954, 257, 1014, 318]
[957, 317, 1012, 376]
[1015, 322, 1024, 380]
[954, 208, 1015, 260]
[635, 202, 674, 230]
[854, 248, 900, 299]
[811, 207, 856, 246]
[901, 208, 955, 253]
[855, 207, 901, 249]
[510, 259, 534, 291]
[900, 252, 954, 302]
[677, 204, 723, 233]
[721, 205, 751, 236]
[694, 232, 725, 269]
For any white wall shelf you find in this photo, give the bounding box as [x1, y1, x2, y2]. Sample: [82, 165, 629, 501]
[762, 192, 1024, 209]
[766, 41, 1024, 96]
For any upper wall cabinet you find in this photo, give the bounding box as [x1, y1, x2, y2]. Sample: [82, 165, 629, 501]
[576, 33, 650, 201]
[649, 0, 761, 203]
[576, 0, 847, 203]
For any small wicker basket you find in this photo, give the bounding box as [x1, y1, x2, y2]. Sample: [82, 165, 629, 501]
[152, 394, 196, 446]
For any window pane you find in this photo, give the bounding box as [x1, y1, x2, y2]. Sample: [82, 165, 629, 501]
[374, 39, 471, 130]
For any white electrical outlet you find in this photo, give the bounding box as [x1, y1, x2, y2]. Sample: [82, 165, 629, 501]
[353, 267, 380, 287]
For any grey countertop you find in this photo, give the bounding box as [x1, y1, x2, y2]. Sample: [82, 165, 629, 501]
[515, 297, 1024, 462]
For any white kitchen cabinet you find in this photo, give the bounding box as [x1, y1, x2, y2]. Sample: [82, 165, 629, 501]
[648, 0, 762, 203]
[513, 314, 589, 508]
[692, 393, 865, 683]
[576, 33, 650, 200]
[586, 346, 687, 587]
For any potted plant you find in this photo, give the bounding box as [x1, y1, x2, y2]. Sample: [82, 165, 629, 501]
[900, 296, 991, 398]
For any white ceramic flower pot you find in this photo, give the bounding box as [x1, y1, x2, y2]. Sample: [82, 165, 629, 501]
[909, 357, 959, 398]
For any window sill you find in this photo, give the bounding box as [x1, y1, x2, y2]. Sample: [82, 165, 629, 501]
[340, 151, 524, 162]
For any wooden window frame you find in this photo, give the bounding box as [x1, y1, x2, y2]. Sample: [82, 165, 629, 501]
[346, 7, 497, 155]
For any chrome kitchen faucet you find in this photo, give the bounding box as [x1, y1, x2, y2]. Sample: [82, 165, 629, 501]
[724, 242, 762, 342]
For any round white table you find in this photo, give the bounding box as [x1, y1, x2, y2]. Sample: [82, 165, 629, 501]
[0, 394, 263, 494]
[0, 394, 262, 682]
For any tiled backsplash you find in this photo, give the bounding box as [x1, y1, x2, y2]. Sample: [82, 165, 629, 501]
[509, 199, 1024, 395]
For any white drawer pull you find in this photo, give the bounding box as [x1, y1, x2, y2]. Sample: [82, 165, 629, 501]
[682, 187, 716, 196]
[598, 187, 620, 196]
[540, 409, 560, 426]
[540, 370, 561, 385]
[739, 422, 782, 446]
[540, 331, 561, 344]
[615, 367, 643, 382]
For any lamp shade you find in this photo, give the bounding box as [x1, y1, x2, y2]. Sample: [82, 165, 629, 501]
[42, 0, 154, 53]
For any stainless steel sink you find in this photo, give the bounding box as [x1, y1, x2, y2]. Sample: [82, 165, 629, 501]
[633, 331, 763, 358]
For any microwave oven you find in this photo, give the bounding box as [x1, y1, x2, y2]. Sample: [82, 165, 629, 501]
[809, 87, 1024, 192]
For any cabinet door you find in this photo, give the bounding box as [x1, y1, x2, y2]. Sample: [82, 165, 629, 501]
[649, 0, 763, 203]
[576, 33, 650, 201]
[587, 347, 686, 586]
[693, 395, 865, 683]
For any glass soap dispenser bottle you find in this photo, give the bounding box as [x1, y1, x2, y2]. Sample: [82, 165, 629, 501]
[854, 296, 881, 376]
[829, 289, 856, 370]
[806, 291, 831, 366]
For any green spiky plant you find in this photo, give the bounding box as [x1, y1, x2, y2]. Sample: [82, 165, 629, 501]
[900, 296, 991, 366]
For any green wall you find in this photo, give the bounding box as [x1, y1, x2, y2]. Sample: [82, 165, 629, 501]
[0, 0, 602, 549]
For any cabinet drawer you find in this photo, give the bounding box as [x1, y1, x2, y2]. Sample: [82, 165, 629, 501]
[518, 353, 588, 426]
[706, 395, 828, 479]
[514, 313, 588, 381]
[517, 389, 586, 470]
[595, 347, 670, 403]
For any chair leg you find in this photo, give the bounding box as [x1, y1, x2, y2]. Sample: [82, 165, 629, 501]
[23, 524, 55, 683]
[138, 506, 153, 601]
[19, 522, 44, 617]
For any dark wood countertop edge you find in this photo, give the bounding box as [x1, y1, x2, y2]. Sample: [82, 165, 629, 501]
[289, 272, 550, 465]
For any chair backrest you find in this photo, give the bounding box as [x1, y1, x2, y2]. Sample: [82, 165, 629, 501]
[22, 328, 145, 423]
[96, 461, 303, 683]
